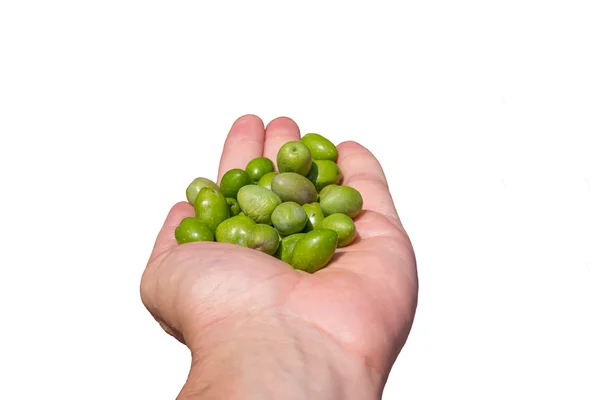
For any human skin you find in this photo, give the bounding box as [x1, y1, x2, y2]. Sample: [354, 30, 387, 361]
[140, 115, 418, 399]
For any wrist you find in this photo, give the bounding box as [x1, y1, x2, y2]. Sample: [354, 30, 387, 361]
[178, 312, 383, 400]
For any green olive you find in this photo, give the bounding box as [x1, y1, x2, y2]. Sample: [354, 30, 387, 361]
[185, 177, 220, 205]
[319, 185, 363, 218]
[306, 160, 342, 192]
[271, 202, 308, 236]
[290, 229, 338, 273]
[237, 184, 282, 224]
[257, 171, 278, 190]
[215, 214, 256, 246]
[271, 172, 318, 205]
[194, 187, 230, 232]
[226, 197, 242, 216]
[246, 157, 275, 182]
[302, 202, 325, 232]
[318, 184, 337, 200]
[276, 141, 312, 176]
[247, 224, 280, 255]
[319, 213, 356, 247]
[174, 217, 214, 244]
[220, 168, 252, 199]
[300, 133, 338, 161]
[274, 233, 305, 264]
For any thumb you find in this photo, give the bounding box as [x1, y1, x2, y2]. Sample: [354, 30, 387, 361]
[148, 201, 195, 263]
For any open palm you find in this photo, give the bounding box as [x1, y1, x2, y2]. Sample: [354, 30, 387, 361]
[141, 115, 418, 381]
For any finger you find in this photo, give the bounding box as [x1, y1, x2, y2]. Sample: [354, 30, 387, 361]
[263, 117, 301, 165]
[149, 201, 195, 262]
[336, 141, 402, 228]
[217, 114, 265, 183]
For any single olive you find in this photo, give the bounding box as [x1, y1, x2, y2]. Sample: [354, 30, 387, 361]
[302, 202, 325, 232]
[194, 187, 230, 232]
[246, 157, 275, 182]
[320, 213, 356, 247]
[300, 133, 338, 161]
[319, 185, 363, 218]
[185, 177, 220, 205]
[276, 141, 312, 176]
[237, 184, 282, 224]
[247, 224, 280, 255]
[306, 160, 343, 192]
[220, 168, 252, 199]
[271, 202, 308, 236]
[226, 197, 241, 216]
[257, 171, 278, 190]
[271, 172, 318, 205]
[274, 233, 305, 264]
[318, 184, 338, 200]
[290, 229, 338, 273]
[215, 214, 256, 246]
[174, 217, 214, 244]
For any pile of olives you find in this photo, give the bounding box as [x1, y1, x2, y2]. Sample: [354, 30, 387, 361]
[175, 133, 363, 273]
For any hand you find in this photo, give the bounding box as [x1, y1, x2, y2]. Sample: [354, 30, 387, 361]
[140, 115, 418, 399]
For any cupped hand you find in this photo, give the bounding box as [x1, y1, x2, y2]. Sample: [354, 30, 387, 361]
[140, 115, 418, 385]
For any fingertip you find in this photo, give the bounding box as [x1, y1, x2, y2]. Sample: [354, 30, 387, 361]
[164, 201, 195, 231]
[232, 114, 265, 129]
[336, 141, 374, 162]
[263, 117, 301, 161]
[265, 116, 299, 131]
[169, 201, 195, 218]
[150, 202, 195, 261]
[218, 115, 266, 180]
[337, 140, 364, 149]
[335, 140, 400, 225]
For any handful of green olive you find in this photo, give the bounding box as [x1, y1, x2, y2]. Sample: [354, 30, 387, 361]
[175, 133, 363, 273]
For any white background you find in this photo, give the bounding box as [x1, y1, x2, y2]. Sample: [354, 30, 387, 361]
[1, 1, 599, 399]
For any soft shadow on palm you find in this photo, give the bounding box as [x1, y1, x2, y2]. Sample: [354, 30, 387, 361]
[142, 115, 417, 377]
